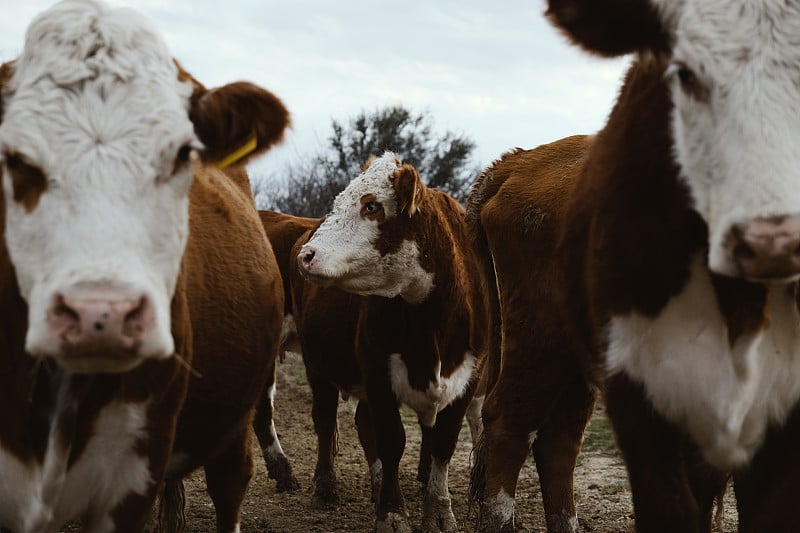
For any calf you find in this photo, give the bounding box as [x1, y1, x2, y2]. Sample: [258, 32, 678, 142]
[293, 153, 488, 533]
[0, 1, 289, 531]
[473, 1, 800, 532]
[467, 137, 598, 533]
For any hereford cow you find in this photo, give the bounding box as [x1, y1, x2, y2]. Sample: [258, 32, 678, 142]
[0, 1, 289, 531]
[467, 136, 598, 533]
[470, 1, 800, 532]
[292, 153, 487, 533]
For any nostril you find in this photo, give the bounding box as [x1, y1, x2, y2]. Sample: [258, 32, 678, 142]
[302, 249, 315, 266]
[53, 294, 80, 326]
[123, 296, 148, 338]
[733, 242, 756, 260]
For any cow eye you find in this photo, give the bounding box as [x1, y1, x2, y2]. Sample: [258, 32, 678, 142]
[364, 202, 378, 214]
[170, 143, 196, 176]
[3, 152, 48, 211]
[667, 60, 709, 103]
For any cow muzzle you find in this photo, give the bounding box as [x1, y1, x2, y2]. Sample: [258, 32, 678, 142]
[27, 281, 171, 373]
[724, 214, 800, 281]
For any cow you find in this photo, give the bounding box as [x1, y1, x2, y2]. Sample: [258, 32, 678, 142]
[291, 152, 488, 533]
[258, 207, 486, 516]
[467, 136, 598, 533]
[0, 1, 289, 531]
[469, 1, 800, 532]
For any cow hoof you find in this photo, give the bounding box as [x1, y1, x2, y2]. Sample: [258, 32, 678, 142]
[266, 454, 300, 493]
[545, 512, 580, 533]
[375, 512, 412, 533]
[422, 494, 458, 533]
[476, 501, 516, 533]
[311, 471, 340, 509]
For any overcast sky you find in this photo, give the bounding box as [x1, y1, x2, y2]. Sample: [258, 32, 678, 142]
[0, 0, 629, 178]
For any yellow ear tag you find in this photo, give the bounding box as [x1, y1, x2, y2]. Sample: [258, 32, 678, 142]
[216, 133, 258, 169]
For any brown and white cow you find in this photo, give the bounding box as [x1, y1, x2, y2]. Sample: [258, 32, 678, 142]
[0, 1, 289, 531]
[292, 153, 488, 533]
[467, 136, 598, 533]
[470, 1, 800, 532]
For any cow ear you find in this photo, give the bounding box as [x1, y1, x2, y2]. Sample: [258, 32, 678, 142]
[546, 0, 675, 57]
[177, 62, 289, 167]
[392, 164, 425, 218]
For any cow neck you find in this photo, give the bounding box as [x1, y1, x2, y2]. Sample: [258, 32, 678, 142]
[563, 54, 705, 326]
[566, 54, 778, 346]
[370, 192, 475, 372]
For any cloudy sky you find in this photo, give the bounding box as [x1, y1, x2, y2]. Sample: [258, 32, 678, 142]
[0, 0, 629, 178]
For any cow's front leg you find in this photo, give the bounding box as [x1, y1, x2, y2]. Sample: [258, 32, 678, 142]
[367, 384, 410, 533]
[421, 386, 473, 533]
[355, 400, 382, 503]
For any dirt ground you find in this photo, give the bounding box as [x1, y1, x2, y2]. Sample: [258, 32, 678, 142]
[179, 350, 740, 533]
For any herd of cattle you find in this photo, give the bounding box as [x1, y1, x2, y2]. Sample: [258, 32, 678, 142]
[2, 0, 800, 532]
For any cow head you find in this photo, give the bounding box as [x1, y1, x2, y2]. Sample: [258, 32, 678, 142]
[0, 0, 288, 373]
[297, 152, 434, 303]
[548, 0, 800, 282]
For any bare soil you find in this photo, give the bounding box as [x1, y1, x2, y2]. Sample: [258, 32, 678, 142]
[180, 351, 739, 533]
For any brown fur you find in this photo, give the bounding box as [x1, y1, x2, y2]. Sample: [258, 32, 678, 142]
[467, 11, 800, 529]
[466, 137, 598, 533]
[0, 62, 290, 532]
[288, 183, 488, 528]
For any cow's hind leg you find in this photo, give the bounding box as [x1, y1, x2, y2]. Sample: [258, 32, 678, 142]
[532, 375, 596, 533]
[253, 359, 300, 492]
[204, 425, 254, 533]
[308, 369, 341, 508]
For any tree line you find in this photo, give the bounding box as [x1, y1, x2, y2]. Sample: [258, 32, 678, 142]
[251, 105, 481, 218]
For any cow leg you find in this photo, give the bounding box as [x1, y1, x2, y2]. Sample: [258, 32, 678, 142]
[308, 369, 341, 508]
[253, 359, 300, 492]
[472, 390, 530, 533]
[531, 376, 596, 533]
[421, 389, 474, 533]
[417, 426, 432, 485]
[368, 387, 410, 533]
[203, 425, 254, 533]
[154, 478, 187, 533]
[734, 403, 800, 533]
[466, 394, 485, 446]
[606, 373, 717, 533]
[354, 400, 383, 503]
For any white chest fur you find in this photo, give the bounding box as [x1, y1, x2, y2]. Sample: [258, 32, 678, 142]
[389, 352, 476, 427]
[0, 400, 151, 533]
[606, 255, 800, 470]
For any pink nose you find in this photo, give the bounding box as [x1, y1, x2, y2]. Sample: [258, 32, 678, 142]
[49, 289, 149, 351]
[297, 247, 317, 276]
[726, 215, 800, 280]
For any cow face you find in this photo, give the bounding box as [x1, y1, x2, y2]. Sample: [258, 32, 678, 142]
[0, 0, 288, 373]
[297, 152, 434, 303]
[548, 0, 800, 281]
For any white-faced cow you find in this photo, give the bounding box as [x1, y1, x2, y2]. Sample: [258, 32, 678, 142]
[470, 1, 800, 532]
[293, 153, 487, 533]
[0, 1, 290, 531]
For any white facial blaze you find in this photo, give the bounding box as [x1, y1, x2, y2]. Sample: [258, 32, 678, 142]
[0, 0, 197, 361]
[301, 151, 434, 302]
[656, 0, 800, 275]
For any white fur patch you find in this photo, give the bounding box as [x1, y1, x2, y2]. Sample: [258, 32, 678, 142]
[0, 0, 196, 362]
[650, 1, 800, 276]
[607, 254, 800, 469]
[389, 351, 476, 427]
[484, 488, 515, 525]
[0, 400, 151, 532]
[300, 152, 434, 303]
